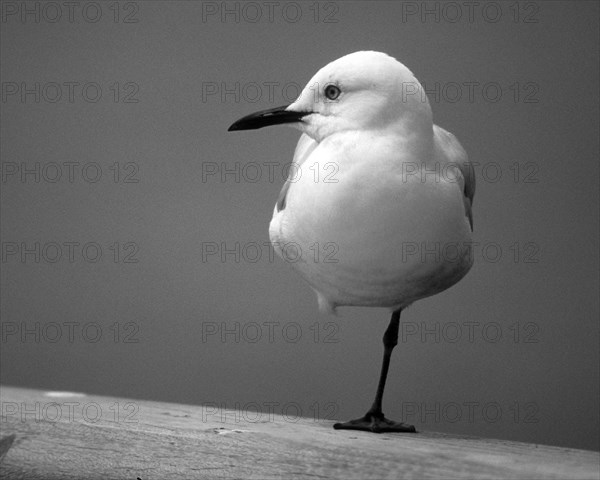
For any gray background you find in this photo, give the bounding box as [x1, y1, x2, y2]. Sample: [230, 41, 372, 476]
[1, 0, 598, 451]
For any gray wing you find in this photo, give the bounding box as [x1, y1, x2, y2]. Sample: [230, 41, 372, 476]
[433, 125, 475, 230]
[276, 133, 318, 212]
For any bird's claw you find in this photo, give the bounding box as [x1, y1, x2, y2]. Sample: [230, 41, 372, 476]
[333, 412, 416, 433]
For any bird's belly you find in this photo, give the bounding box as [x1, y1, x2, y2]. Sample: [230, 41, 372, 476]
[269, 169, 473, 310]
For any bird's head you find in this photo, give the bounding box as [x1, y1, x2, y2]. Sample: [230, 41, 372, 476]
[228, 51, 432, 142]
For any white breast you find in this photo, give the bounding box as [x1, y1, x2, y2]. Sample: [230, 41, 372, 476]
[269, 129, 474, 314]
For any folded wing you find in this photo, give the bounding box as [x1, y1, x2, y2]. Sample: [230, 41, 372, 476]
[434, 125, 475, 230]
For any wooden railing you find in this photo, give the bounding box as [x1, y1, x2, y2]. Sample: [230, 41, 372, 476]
[1, 385, 598, 479]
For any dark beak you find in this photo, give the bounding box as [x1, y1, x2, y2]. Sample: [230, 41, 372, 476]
[228, 105, 308, 131]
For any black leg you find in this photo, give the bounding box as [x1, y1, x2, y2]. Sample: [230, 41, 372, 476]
[333, 309, 416, 433]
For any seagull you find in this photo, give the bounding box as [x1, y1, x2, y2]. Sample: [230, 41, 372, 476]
[228, 51, 475, 433]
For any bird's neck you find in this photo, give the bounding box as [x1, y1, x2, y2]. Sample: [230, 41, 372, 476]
[386, 113, 435, 159]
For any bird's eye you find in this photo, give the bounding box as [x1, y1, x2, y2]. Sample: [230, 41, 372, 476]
[324, 84, 341, 101]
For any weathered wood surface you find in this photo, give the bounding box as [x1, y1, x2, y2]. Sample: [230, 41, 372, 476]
[1, 385, 598, 480]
